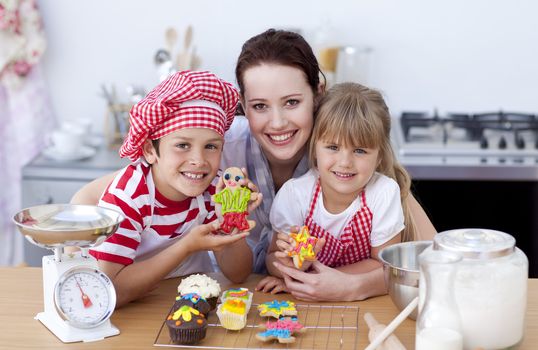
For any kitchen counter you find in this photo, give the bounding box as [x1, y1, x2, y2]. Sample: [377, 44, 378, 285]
[23, 142, 129, 182]
[1, 268, 537, 349]
[400, 156, 538, 181]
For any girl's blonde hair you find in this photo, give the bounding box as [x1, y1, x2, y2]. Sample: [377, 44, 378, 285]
[308, 82, 416, 242]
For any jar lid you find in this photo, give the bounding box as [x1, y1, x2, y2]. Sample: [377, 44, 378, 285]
[433, 228, 515, 259]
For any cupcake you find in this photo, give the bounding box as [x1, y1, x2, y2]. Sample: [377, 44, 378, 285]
[173, 293, 211, 317]
[216, 299, 248, 330]
[166, 305, 207, 345]
[220, 288, 253, 311]
[178, 274, 221, 309]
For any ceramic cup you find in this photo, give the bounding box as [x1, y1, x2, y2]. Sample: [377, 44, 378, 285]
[50, 129, 85, 155]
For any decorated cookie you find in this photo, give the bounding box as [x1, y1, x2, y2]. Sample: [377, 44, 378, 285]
[288, 226, 318, 270]
[256, 317, 305, 344]
[216, 299, 248, 330]
[212, 167, 256, 234]
[257, 300, 298, 319]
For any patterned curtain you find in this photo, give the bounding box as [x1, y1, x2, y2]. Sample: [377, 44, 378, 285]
[0, 0, 54, 265]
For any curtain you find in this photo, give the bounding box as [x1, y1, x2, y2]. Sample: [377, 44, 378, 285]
[0, 0, 55, 265]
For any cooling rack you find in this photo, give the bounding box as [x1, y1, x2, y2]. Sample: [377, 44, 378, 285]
[154, 303, 360, 349]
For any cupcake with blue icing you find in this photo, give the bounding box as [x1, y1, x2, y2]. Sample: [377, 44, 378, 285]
[173, 293, 211, 317]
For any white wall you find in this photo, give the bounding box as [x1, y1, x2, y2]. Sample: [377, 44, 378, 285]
[38, 0, 538, 131]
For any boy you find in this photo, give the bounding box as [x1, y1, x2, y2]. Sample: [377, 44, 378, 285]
[89, 71, 259, 307]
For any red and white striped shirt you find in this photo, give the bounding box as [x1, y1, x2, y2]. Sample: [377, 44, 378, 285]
[89, 160, 217, 277]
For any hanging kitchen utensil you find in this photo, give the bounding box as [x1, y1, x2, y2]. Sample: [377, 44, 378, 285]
[190, 46, 202, 70]
[176, 25, 193, 70]
[164, 27, 178, 57]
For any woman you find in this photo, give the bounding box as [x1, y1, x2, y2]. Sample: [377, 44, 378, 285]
[71, 29, 436, 301]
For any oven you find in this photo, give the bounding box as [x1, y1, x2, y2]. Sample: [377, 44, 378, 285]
[391, 111, 538, 277]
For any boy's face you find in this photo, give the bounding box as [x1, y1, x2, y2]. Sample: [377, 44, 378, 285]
[143, 128, 224, 201]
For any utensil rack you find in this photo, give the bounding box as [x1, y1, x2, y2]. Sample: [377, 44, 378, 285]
[154, 303, 360, 349]
[104, 103, 131, 150]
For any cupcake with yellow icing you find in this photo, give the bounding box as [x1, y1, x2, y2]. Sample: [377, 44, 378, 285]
[220, 288, 253, 311]
[166, 305, 207, 344]
[216, 299, 248, 330]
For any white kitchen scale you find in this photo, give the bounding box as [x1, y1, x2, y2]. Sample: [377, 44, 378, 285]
[13, 204, 124, 343]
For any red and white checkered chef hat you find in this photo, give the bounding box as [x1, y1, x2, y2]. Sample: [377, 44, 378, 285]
[119, 70, 239, 161]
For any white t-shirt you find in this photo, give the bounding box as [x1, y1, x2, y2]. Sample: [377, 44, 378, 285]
[270, 169, 405, 247]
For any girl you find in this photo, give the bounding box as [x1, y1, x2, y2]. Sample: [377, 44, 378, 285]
[262, 82, 414, 300]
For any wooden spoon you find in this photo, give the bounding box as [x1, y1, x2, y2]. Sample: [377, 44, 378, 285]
[165, 27, 177, 56]
[176, 25, 193, 70]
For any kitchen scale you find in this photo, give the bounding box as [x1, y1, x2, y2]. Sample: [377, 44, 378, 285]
[13, 204, 124, 343]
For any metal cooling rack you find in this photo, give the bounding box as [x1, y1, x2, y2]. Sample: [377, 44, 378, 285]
[154, 303, 360, 349]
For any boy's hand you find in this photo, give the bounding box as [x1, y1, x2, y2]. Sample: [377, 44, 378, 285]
[237, 167, 262, 213]
[182, 221, 249, 252]
[255, 276, 288, 294]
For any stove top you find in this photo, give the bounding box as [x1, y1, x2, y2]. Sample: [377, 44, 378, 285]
[392, 110, 538, 162]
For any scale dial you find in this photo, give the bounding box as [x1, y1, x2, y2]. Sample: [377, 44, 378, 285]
[54, 267, 116, 329]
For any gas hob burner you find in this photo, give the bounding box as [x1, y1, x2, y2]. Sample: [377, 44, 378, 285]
[399, 110, 538, 150]
[400, 110, 474, 143]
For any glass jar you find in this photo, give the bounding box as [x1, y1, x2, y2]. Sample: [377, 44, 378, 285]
[433, 228, 528, 350]
[416, 249, 463, 350]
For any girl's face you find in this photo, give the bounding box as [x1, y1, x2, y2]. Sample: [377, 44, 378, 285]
[315, 139, 380, 205]
[242, 64, 315, 166]
[143, 128, 223, 201]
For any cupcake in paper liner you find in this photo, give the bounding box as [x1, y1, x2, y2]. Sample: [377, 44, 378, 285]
[177, 274, 221, 309]
[166, 305, 207, 344]
[220, 288, 253, 311]
[216, 299, 248, 330]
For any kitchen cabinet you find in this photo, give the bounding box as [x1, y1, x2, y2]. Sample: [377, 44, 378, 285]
[21, 145, 129, 266]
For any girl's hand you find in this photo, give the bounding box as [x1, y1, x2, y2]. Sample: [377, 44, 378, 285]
[255, 276, 289, 294]
[182, 221, 249, 253]
[274, 229, 326, 270]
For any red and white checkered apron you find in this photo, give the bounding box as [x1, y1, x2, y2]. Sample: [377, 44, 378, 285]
[305, 180, 373, 267]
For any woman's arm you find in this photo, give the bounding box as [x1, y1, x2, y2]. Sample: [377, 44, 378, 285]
[407, 193, 436, 240]
[214, 238, 252, 283]
[274, 260, 386, 302]
[70, 171, 119, 205]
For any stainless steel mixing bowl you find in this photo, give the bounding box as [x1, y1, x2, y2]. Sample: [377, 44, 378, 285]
[379, 240, 432, 320]
[12, 204, 124, 249]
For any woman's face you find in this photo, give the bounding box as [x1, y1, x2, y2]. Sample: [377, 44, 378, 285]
[242, 64, 315, 166]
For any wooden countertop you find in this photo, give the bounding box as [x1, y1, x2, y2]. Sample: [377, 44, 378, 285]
[1, 267, 536, 349]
